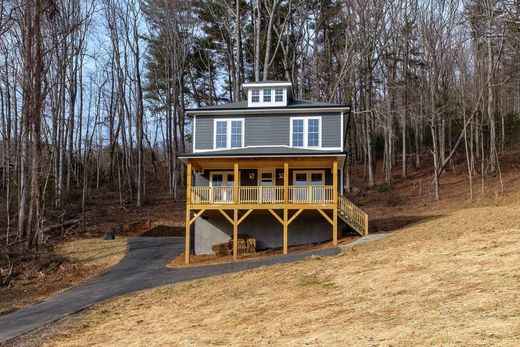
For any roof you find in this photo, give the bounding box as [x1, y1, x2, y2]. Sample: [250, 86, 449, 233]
[186, 99, 348, 113]
[178, 146, 346, 159]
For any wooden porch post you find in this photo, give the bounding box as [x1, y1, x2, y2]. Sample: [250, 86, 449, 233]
[283, 162, 289, 254]
[283, 162, 289, 203]
[185, 162, 192, 264]
[332, 160, 338, 245]
[233, 162, 239, 204]
[283, 209, 288, 254]
[233, 162, 239, 260]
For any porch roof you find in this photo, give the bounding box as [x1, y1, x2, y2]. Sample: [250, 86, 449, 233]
[179, 146, 345, 158]
[178, 147, 345, 170]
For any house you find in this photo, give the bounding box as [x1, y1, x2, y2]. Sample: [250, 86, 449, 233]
[179, 81, 368, 264]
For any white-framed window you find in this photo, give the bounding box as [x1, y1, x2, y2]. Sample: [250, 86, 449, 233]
[290, 117, 322, 148]
[263, 89, 272, 102]
[214, 118, 244, 149]
[292, 119, 304, 147]
[293, 170, 325, 186]
[275, 88, 284, 102]
[251, 89, 260, 103]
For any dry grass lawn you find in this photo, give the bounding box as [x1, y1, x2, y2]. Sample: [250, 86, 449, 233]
[0, 238, 128, 316]
[48, 201, 520, 346]
[56, 238, 128, 272]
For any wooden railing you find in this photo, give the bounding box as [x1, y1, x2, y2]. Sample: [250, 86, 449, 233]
[288, 186, 334, 204]
[190, 185, 334, 205]
[239, 186, 284, 204]
[191, 186, 235, 204]
[337, 194, 368, 235]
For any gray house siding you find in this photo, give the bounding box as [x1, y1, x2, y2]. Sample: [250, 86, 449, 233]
[194, 112, 342, 151]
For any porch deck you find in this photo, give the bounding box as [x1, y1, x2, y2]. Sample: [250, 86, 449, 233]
[184, 157, 368, 264]
[190, 185, 335, 205]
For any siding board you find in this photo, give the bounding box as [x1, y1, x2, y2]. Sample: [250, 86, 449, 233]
[194, 112, 342, 151]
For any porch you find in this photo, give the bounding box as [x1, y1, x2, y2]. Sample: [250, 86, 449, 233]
[184, 156, 367, 264]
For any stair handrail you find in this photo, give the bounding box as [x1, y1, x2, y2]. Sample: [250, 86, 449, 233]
[337, 193, 369, 235]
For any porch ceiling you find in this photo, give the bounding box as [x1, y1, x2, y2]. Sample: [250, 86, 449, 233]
[186, 156, 344, 171]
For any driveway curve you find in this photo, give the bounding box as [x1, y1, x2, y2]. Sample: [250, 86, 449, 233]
[0, 237, 340, 343]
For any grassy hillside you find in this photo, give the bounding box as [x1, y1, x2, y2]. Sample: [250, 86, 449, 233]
[47, 195, 520, 346]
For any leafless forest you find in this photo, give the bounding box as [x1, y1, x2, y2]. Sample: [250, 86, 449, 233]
[0, 0, 519, 280]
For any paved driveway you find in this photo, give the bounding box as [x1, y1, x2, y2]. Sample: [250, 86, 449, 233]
[0, 237, 340, 343]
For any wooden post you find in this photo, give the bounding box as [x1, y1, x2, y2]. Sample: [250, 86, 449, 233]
[233, 162, 239, 204]
[333, 208, 338, 245]
[233, 208, 238, 260]
[332, 160, 338, 245]
[364, 213, 369, 236]
[185, 162, 192, 264]
[283, 209, 288, 254]
[283, 162, 288, 203]
[332, 160, 338, 203]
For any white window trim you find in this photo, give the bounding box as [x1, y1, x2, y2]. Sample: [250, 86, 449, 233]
[251, 89, 260, 103]
[290, 116, 322, 148]
[274, 88, 284, 102]
[292, 170, 326, 185]
[209, 171, 239, 186]
[213, 118, 245, 150]
[262, 89, 272, 102]
[247, 88, 287, 107]
[257, 169, 276, 186]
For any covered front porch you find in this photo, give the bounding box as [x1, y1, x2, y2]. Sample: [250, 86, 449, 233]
[184, 156, 342, 264]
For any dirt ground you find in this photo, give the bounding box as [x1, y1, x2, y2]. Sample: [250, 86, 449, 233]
[5, 148, 520, 345]
[168, 235, 358, 268]
[0, 177, 181, 316]
[44, 189, 520, 346]
[0, 238, 127, 316]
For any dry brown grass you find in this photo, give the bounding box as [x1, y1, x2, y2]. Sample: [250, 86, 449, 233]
[55, 238, 128, 272]
[0, 238, 128, 316]
[46, 198, 520, 346]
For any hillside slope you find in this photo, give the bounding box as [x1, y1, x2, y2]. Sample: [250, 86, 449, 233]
[47, 194, 520, 346]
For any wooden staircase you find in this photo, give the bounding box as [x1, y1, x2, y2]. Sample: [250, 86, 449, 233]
[337, 194, 369, 236]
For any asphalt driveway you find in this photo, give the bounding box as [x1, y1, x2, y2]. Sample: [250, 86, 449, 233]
[0, 237, 341, 343]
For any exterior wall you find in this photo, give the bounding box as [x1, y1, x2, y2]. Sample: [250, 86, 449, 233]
[194, 210, 335, 255]
[193, 168, 340, 188]
[194, 112, 342, 151]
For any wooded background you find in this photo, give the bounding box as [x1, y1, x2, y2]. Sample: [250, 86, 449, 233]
[1, 0, 520, 252]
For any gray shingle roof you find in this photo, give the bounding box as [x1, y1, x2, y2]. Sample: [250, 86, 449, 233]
[178, 146, 345, 158]
[187, 99, 346, 112]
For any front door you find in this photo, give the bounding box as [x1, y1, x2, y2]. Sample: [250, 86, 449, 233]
[258, 169, 275, 202]
[293, 171, 325, 202]
[210, 172, 235, 202]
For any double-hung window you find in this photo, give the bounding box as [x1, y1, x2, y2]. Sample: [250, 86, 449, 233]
[290, 117, 321, 148]
[214, 119, 244, 149]
[275, 88, 284, 102]
[263, 89, 271, 102]
[251, 89, 260, 103]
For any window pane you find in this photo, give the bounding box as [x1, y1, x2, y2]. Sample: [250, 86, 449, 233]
[227, 174, 234, 186]
[216, 121, 227, 148]
[308, 119, 319, 147]
[231, 120, 242, 148]
[252, 89, 260, 103]
[295, 173, 307, 185]
[212, 174, 223, 186]
[311, 173, 323, 185]
[275, 88, 283, 102]
[263, 89, 271, 102]
[292, 119, 304, 147]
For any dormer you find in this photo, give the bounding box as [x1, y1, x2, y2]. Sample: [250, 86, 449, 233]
[243, 81, 293, 107]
